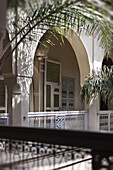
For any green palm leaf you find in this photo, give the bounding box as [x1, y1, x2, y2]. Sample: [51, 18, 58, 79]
[81, 65, 113, 109]
[0, 0, 113, 71]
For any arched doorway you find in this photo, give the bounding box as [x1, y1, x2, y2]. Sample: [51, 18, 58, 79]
[29, 29, 90, 112]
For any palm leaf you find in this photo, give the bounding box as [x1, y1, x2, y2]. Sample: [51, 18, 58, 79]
[0, 0, 113, 71]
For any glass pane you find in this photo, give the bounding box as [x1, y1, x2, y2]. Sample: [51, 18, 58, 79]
[69, 99, 75, 110]
[0, 80, 5, 107]
[47, 62, 60, 83]
[62, 78, 67, 98]
[54, 88, 59, 92]
[62, 99, 67, 110]
[46, 85, 51, 107]
[69, 90, 74, 98]
[69, 78, 75, 98]
[62, 77, 75, 111]
[54, 94, 59, 107]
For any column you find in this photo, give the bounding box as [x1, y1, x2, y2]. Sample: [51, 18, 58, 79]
[88, 97, 100, 131]
[12, 77, 32, 126]
[88, 34, 100, 131]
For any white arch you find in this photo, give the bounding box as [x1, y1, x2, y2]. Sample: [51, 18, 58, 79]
[33, 28, 90, 86]
[62, 29, 90, 86]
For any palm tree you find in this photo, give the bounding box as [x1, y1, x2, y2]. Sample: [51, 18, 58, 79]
[0, 0, 113, 71]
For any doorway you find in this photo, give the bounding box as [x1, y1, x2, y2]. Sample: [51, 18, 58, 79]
[39, 59, 61, 111]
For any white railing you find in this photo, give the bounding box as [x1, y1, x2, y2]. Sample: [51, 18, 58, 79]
[28, 111, 88, 130]
[0, 113, 9, 125]
[99, 110, 113, 131]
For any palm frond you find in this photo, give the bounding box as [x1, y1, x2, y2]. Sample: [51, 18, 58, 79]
[81, 65, 113, 109]
[1, 0, 113, 71]
[9, 0, 113, 52]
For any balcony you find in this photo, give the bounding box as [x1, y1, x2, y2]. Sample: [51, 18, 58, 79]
[0, 111, 113, 169]
[1, 111, 113, 132]
[0, 126, 113, 169]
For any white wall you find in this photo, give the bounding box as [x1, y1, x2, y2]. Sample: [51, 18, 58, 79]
[79, 33, 105, 72]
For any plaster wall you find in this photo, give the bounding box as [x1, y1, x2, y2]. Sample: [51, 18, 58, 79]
[79, 33, 105, 71]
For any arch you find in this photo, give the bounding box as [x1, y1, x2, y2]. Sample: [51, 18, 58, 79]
[31, 28, 90, 111]
[33, 28, 90, 87]
[61, 29, 90, 86]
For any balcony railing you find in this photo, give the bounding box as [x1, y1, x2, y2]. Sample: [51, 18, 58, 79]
[28, 111, 88, 130]
[99, 110, 113, 131]
[0, 111, 88, 130]
[0, 113, 9, 125]
[0, 126, 113, 169]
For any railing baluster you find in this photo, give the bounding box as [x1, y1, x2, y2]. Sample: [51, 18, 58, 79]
[28, 111, 88, 130]
[98, 111, 113, 131]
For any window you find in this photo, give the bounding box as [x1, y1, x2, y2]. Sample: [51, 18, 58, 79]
[47, 62, 60, 83]
[45, 60, 61, 111]
[62, 77, 75, 111]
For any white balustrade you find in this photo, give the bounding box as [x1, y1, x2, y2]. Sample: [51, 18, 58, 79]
[0, 111, 88, 129]
[99, 111, 113, 131]
[28, 111, 88, 130]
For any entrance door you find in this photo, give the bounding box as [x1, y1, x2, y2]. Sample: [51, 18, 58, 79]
[44, 60, 61, 111]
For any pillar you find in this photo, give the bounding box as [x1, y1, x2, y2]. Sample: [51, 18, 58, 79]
[12, 77, 32, 126]
[88, 97, 100, 131]
[1, 7, 42, 126]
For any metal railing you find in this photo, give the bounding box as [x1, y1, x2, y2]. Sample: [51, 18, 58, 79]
[0, 126, 113, 169]
[28, 111, 88, 130]
[99, 110, 113, 131]
[0, 113, 9, 125]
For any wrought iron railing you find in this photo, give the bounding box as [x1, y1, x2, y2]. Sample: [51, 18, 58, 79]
[28, 111, 88, 130]
[0, 126, 113, 169]
[99, 110, 113, 131]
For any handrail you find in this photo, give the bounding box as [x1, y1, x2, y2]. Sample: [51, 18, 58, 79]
[0, 113, 9, 117]
[0, 126, 113, 152]
[28, 111, 88, 117]
[28, 111, 88, 130]
[99, 110, 113, 114]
